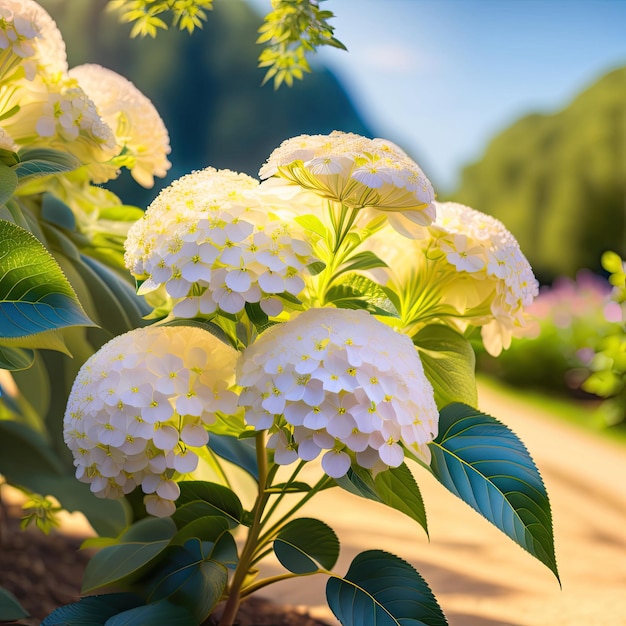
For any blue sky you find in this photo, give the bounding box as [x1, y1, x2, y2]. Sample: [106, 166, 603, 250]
[252, 0, 626, 191]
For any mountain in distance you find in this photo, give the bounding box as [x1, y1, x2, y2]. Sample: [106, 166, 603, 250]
[451, 66, 625, 283]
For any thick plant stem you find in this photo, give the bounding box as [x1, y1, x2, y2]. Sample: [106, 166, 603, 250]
[218, 432, 269, 626]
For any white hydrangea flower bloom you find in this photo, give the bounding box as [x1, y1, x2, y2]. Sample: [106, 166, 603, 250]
[69, 64, 171, 188]
[236, 308, 439, 477]
[63, 325, 239, 517]
[259, 131, 436, 236]
[124, 167, 316, 318]
[366, 201, 539, 356]
[0, 0, 67, 82]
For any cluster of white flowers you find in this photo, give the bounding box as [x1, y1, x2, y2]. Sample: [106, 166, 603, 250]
[124, 167, 316, 318]
[366, 201, 539, 355]
[259, 130, 436, 237]
[63, 326, 239, 517]
[69, 64, 171, 188]
[0, 0, 170, 187]
[237, 308, 439, 477]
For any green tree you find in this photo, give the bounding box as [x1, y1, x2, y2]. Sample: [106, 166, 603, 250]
[452, 67, 626, 283]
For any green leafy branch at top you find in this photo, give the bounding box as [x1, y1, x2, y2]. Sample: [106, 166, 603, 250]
[107, 0, 347, 88]
[107, 0, 214, 37]
[257, 0, 346, 88]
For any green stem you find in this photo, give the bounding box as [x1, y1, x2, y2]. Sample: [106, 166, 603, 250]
[241, 572, 312, 597]
[218, 432, 270, 626]
[255, 474, 334, 550]
[259, 460, 306, 527]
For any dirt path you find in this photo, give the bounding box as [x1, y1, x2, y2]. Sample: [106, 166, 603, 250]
[256, 383, 626, 625]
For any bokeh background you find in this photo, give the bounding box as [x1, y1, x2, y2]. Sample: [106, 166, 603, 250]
[38, 0, 626, 431]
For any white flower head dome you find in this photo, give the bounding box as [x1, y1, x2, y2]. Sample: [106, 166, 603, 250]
[236, 307, 439, 477]
[63, 325, 239, 517]
[259, 131, 436, 237]
[69, 64, 171, 188]
[1, 0, 67, 80]
[124, 167, 316, 318]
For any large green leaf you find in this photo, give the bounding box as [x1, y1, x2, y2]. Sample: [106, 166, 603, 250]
[0, 585, 29, 621]
[82, 517, 177, 593]
[171, 515, 231, 546]
[175, 481, 243, 528]
[41, 593, 143, 626]
[273, 517, 339, 574]
[429, 403, 559, 580]
[104, 599, 197, 626]
[336, 464, 428, 534]
[326, 550, 447, 626]
[0, 220, 95, 345]
[145, 539, 228, 622]
[413, 325, 477, 409]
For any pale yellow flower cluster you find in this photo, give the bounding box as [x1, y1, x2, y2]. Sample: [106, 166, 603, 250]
[124, 167, 316, 317]
[0, 0, 170, 187]
[259, 130, 435, 237]
[367, 201, 538, 355]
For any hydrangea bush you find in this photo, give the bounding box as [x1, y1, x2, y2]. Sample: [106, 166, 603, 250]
[0, 3, 558, 625]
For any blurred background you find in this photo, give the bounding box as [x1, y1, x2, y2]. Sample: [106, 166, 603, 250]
[38, 0, 626, 434]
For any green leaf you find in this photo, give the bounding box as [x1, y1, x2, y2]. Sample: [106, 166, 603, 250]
[340, 251, 388, 273]
[0, 345, 34, 370]
[429, 403, 559, 581]
[0, 220, 95, 344]
[41, 193, 77, 230]
[175, 481, 243, 528]
[0, 161, 18, 206]
[336, 464, 428, 534]
[82, 517, 177, 593]
[104, 599, 197, 626]
[14, 147, 79, 184]
[41, 593, 143, 625]
[171, 515, 231, 546]
[145, 540, 228, 622]
[326, 550, 447, 626]
[0, 585, 29, 621]
[274, 517, 339, 574]
[207, 433, 259, 479]
[326, 273, 399, 317]
[294, 214, 327, 237]
[413, 325, 478, 409]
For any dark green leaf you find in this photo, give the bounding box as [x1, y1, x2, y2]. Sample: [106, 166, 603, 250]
[14, 147, 79, 183]
[82, 517, 177, 593]
[0, 220, 95, 343]
[413, 325, 477, 409]
[176, 481, 243, 528]
[336, 464, 428, 534]
[326, 550, 447, 626]
[207, 433, 259, 479]
[41, 193, 76, 230]
[145, 540, 228, 622]
[104, 599, 197, 626]
[274, 517, 339, 574]
[41, 593, 143, 626]
[0, 585, 29, 621]
[171, 515, 231, 546]
[429, 403, 559, 580]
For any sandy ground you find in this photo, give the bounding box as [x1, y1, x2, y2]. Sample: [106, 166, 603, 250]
[19, 382, 626, 625]
[256, 383, 626, 626]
